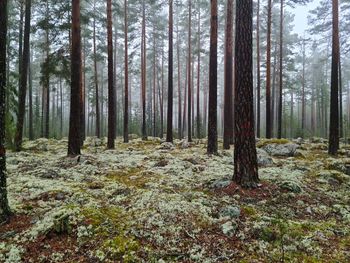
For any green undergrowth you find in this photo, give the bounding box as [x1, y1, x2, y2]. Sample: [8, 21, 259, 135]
[80, 206, 140, 262]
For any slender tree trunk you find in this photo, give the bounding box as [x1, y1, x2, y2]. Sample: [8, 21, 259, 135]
[223, 0, 233, 149]
[28, 45, 33, 140]
[196, 3, 201, 139]
[60, 77, 63, 138]
[234, 0, 258, 188]
[177, 21, 182, 139]
[277, 0, 283, 139]
[160, 50, 164, 138]
[183, 62, 188, 136]
[14, 0, 31, 151]
[141, 0, 147, 140]
[93, 0, 100, 138]
[266, 0, 272, 138]
[256, 0, 261, 138]
[107, 0, 115, 149]
[187, 0, 192, 142]
[329, 0, 340, 155]
[18, 0, 24, 94]
[44, 0, 50, 139]
[339, 59, 343, 138]
[207, 0, 218, 154]
[166, 0, 173, 142]
[68, 0, 82, 156]
[0, 0, 11, 223]
[301, 39, 306, 136]
[123, 0, 129, 143]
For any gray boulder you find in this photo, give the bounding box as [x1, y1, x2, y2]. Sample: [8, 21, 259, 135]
[257, 148, 274, 167]
[262, 143, 299, 157]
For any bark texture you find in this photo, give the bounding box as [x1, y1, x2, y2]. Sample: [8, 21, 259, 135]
[233, 0, 259, 188]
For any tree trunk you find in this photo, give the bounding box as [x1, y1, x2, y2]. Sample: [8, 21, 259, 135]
[196, 3, 201, 139]
[339, 59, 343, 138]
[187, 0, 192, 142]
[141, 0, 147, 140]
[123, 0, 129, 143]
[301, 38, 306, 136]
[177, 21, 182, 139]
[207, 0, 218, 154]
[223, 0, 233, 149]
[166, 0, 173, 142]
[107, 0, 115, 149]
[277, 0, 283, 139]
[68, 0, 82, 156]
[0, 0, 11, 223]
[14, 0, 31, 151]
[93, 0, 100, 138]
[233, 0, 258, 188]
[28, 45, 33, 140]
[256, 0, 261, 138]
[266, 0, 272, 138]
[329, 0, 339, 155]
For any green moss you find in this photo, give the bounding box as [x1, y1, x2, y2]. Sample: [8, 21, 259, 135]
[256, 139, 291, 148]
[106, 168, 161, 188]
[242, 205, 257, 218]
[81, 206, 140, 262]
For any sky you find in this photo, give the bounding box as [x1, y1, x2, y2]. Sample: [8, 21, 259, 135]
[288, 0, 321, 35]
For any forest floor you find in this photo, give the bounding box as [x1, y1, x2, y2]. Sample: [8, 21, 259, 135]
[0, 136, 350, 262]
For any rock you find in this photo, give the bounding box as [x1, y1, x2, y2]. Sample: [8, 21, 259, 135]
[112, 187, 131, 196]
[87, 137, 105, 147]
[183, 157, 201, 165]
[154, 159, 169, 167]
[88, 181, 105, 190]
[128, 134, 139, 140]
[293, 137, 304, 144]
[157, 142, 175, 150]
[210, 179, 231, 189]
[181, 140, 190, 149]
[310, 137, 328, 144]
[28, 138, 49, 151]
[220, 206, 241, 219]
[278, 180, 302, 193]
[257, 148, 273, 167]
[55, 192, 66, 201]
[262, 143, 299, 157]
[40, 169, 60, 179]
[221, 221, 237, 237]
[317, 170, 349, 185]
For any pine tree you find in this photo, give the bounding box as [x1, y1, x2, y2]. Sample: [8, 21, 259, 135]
[233, 0, 258, 188]
[0, 0, 11, 223]
[68, 0, 82, 156]
[207, 0, 218, 154]
[329, 0, 340, 155]
[107, 0, 115, 149]
[166, 0, 173, 143]
[223, 0, 234, 150]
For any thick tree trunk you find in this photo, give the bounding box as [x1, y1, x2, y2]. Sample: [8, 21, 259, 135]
[266, 0, 272, 138]
[166, 0, 173, 142]
[234, 0, 258, 188]
[207, 0, 218, 154]
[123, 0, 129, 143]
[107, 0, 115, 149]
[14, 0, 31, 151]
[329, 0, 340, 155]
[223, 0, 233, 149]
[0, 0, 11, 223]
[68, 0, 82, 156]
